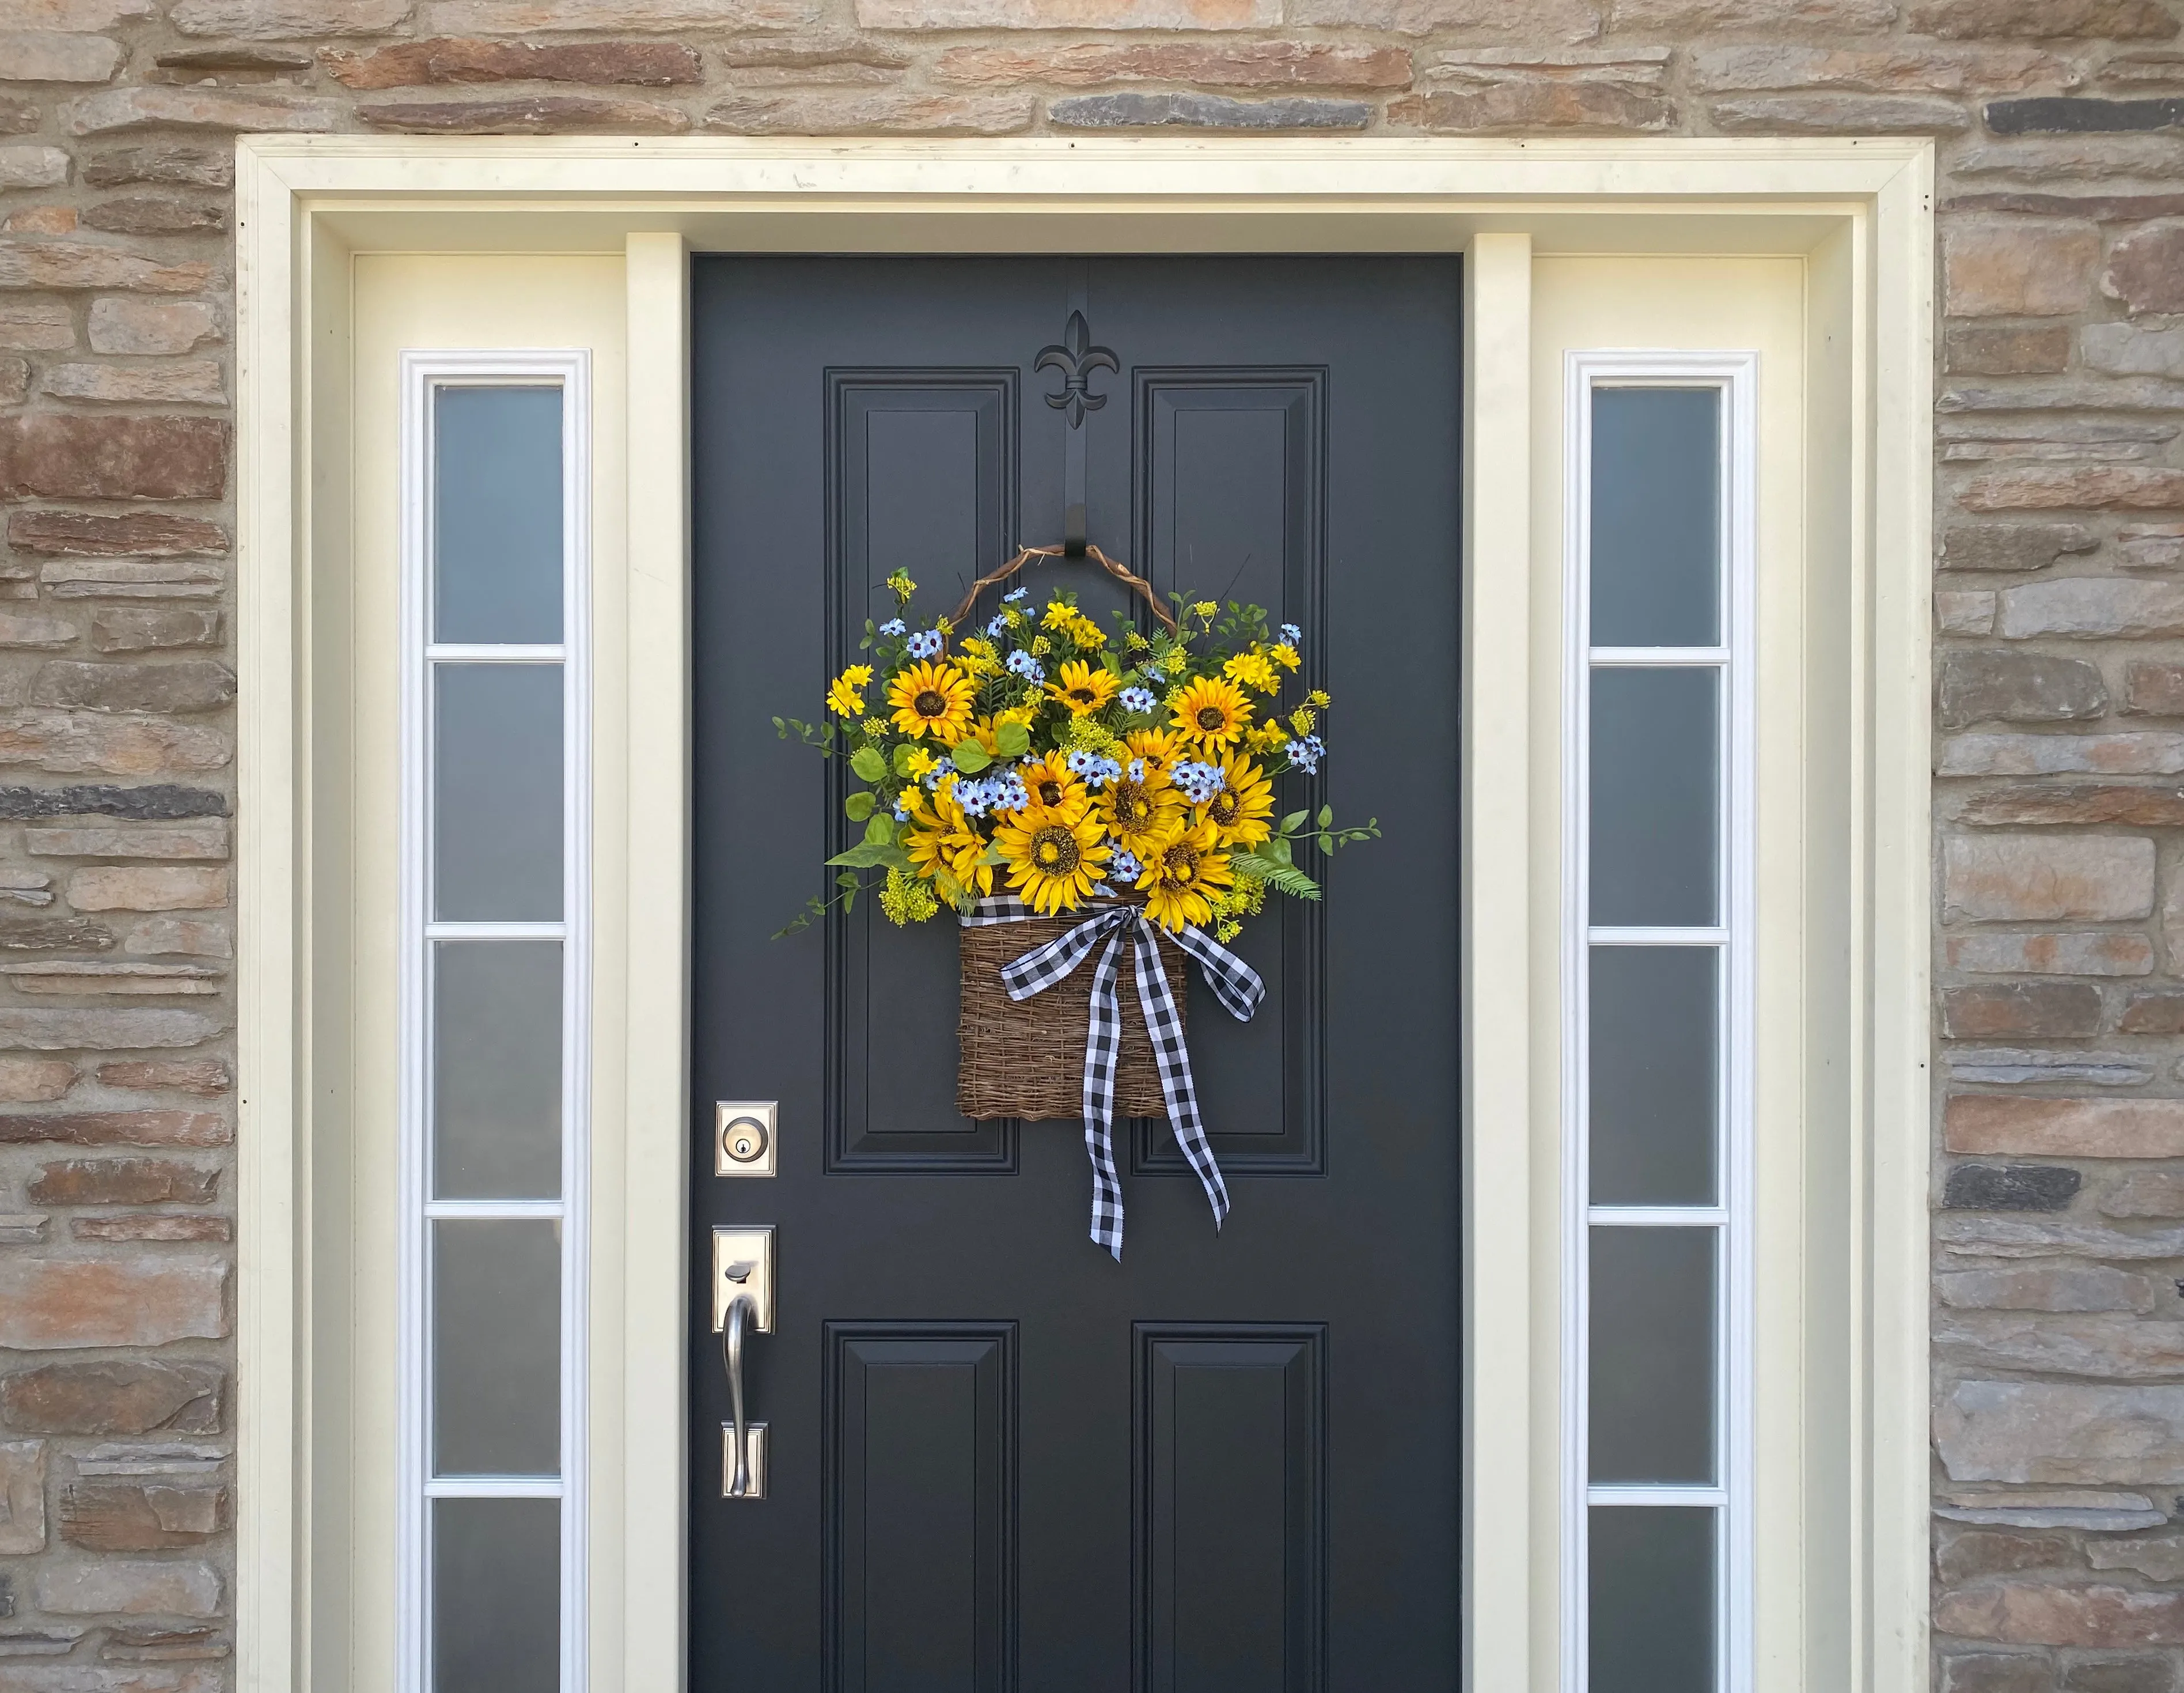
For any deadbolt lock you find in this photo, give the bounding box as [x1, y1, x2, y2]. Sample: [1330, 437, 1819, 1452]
[715, 1101, 777, 1177]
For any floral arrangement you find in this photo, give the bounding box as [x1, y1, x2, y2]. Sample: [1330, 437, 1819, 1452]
[776, 565, 1377, 940]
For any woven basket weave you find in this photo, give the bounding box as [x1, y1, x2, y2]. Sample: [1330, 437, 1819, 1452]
[957, 909, 1188, 1122]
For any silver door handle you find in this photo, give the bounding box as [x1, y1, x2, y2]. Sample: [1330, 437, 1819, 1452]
[712, 1226, 773, 1501]
[722, 1293, 759, 1498]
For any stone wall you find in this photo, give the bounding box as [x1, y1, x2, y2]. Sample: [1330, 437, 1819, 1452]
[2, 0, 2182, 1684]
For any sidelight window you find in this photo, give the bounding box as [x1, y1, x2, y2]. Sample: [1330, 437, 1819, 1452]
[399, 357, 591, 1693]
[1563, 357, 1755, 1693]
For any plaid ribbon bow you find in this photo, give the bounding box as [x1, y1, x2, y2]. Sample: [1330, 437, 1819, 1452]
[963, 895, 1265, 1259]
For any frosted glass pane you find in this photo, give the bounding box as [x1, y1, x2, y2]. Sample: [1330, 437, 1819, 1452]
[433, 1218, 559, 1476]
[1589, 1506, 1716, 1693]
[433, 1497, 559, 1693]
[434, 663, 563, 922]
[1590, 387, 1719, 649]
[1589, 666, 1718, 928]
[434, 940, 561, 1201]
[1590, 945, 1717, 1207]
[434, 385, 563, 645]
[1590, 1225, 1716, 1484]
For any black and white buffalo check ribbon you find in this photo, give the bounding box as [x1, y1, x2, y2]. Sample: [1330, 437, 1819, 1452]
[963, 895, 1265, 1259]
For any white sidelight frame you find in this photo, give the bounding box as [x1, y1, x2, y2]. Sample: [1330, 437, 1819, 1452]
[233, 137, 1933, 1693]
[1560, 351, 1758, 1693]
[396, 350, 594, 1693]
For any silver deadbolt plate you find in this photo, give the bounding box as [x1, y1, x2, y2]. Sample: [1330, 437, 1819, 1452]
[715, 1100, 777, 1177]
[712, 1225, 775, 1334]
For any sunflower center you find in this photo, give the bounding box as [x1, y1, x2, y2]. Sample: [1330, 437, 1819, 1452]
[1068, 687, 1097, 705]
[1164, 842, 1200, 884]
[1037, 779, 1064, 808]
[1114, 783, 1152, 829]
[1196, 706, 1226, 731]
[1032, 827, 1080, 874]
[1208, 790, 1238, 825]
[914, 690, 947, 718]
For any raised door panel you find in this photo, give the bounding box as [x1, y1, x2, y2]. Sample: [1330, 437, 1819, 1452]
[826, 374, 1019, 1172]
[826, 1323, 1018, 1693]
[1136, 1325, 1326, 1693]
[1133, 374, 1326, 1176]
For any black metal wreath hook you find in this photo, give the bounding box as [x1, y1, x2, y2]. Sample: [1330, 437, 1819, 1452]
[1036, 310, 1118, 429]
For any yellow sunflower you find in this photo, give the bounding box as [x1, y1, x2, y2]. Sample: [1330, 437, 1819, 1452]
[1201, 755, 1275, 849]
[1017, 750, 1087, 817]
[1223, 650, 1280, 695]
[1138, 813, 1235, 933]
[1048, 660, 1120, 717]
[994, 802, 1109, 916]
[903, 780, 992, 901]
[886, 660, 975, 743]
[825, 664, 873, 719]
[1098, 758, 1182, 857]
[1125, 727, 1181, 772]
[1170, 676, 1252, 751]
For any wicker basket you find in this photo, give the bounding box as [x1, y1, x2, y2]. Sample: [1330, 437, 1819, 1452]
[957, 908, 1188, 1122]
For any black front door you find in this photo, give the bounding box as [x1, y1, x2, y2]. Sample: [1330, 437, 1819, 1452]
[689, 255, 1462, 1691]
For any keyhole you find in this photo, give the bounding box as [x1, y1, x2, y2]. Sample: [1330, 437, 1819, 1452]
[725, 1118, 768, 1164]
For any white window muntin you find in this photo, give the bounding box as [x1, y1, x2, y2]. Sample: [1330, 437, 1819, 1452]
[1560, 350, 1757, 1693]
[398, 350, 593, 1693]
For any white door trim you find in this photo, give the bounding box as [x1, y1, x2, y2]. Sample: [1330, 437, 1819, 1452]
[233, 135, 1933, 1693]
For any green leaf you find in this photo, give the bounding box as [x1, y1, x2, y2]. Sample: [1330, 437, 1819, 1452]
[843, 791, 875, 822]
[825, 841, 911, 872]
[850, 745, 887, 784]
[951, 739, 992, 773]
[1269, 835, 1294, 865]
[1280, 809, 1310, 835]
[892, 742, 919, 778]
[864, 812, 897, 847]
[1318, 805, 1333, 827]
[994, 719, 1031, 758]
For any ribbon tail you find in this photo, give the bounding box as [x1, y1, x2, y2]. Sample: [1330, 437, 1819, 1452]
[1173, 923, 1267, 1023]
[1132, 918, 1230, 1233]
[1080, 925, 1132, 1260]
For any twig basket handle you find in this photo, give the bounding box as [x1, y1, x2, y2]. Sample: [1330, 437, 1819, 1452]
[950, 543, 1180, 635]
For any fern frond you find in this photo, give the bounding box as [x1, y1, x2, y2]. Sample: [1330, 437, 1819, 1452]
[1228, 852, 1321, 900]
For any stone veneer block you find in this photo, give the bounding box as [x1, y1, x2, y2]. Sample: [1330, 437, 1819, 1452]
[856, 0, 1276, 22]
[1943, 833, 2156, 922]
[1948, 1095, 2184, 1158]
[0, 1258, 227, 1349]
[0, 1440, 46, 1554]
[33, 1559, 222, 1617]
[1938, 1380, 2184, 1485]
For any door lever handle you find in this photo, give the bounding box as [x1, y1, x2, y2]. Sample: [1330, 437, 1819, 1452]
[722, 1293, 761, 1498]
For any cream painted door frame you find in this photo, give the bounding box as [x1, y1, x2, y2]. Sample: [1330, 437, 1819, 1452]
[234, 135, 1933, 1693]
